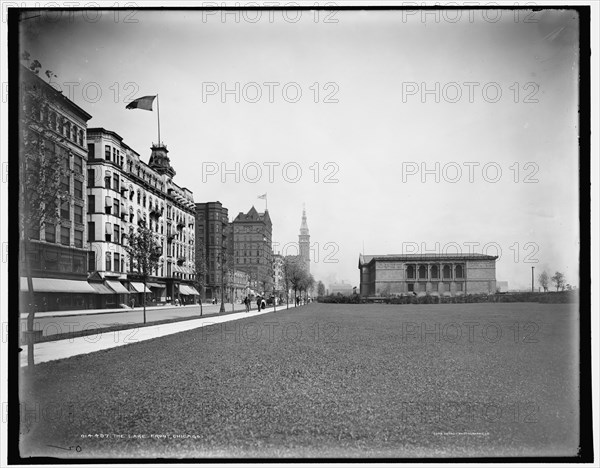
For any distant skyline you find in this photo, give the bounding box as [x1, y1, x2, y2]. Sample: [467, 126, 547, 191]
[18, 8, 581, 289]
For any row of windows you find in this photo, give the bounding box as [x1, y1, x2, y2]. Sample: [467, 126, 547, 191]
[87, 221, 125, 245]
[235, 258, 264, 265]
[127, 160, 165, 191]
[60, 203, 84, 224]
[36, 105, 85, 147]
[104, 252, 125, 273]
[87, 167, 166, 211]
[406, 264, 465, 280]
[234, 225, 266, 233]
[406, 282, 464, 292]
[30, 224, 84, 248]
[105, 145, 124, 167]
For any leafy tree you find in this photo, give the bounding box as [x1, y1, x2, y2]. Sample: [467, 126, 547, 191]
[193, 239, 208, 315]
[221, 247, 235, 311]
[299, 273, 315, 303]
[551, 271, 566, 292]
[19, 58, 73, 367]
[283, 256, 305, 308]
[317, 280, 326, 297]
[538, 271, 549, 292]
[125, 223, 162, 323]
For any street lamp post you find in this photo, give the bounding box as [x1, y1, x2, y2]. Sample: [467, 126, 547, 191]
[272, 256, 278, 312]
[219, 248, 225, 314]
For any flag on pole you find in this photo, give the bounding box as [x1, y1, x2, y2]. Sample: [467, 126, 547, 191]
[258, 193, 267, 199]
[126, 95, 157, 111]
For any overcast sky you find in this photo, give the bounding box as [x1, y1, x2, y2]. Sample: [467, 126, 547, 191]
[19, 8, 580, 290]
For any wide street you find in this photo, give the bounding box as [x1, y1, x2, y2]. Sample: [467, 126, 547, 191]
[19, 302, 279, 338]
[19, 302, 579, 458]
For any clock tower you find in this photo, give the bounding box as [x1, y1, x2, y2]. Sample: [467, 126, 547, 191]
[299, 206, 310, 273]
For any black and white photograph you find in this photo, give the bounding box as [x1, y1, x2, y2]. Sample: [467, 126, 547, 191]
[2, 1, 596, 463]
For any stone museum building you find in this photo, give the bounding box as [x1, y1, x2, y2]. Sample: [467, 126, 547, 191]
[358, 253, 498, 297]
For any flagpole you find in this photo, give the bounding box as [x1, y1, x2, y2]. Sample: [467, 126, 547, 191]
[156, 94, 161, 145]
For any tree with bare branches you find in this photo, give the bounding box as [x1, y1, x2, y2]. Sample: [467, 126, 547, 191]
[125, 223, 162, 324]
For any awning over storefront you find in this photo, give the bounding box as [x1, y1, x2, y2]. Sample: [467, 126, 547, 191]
[106, 280, 129, 294]
[178, 285, 195, 295]
[20, 277, 97, 294]
[129, 282, 150, 293]
[147, 282, 166, 289]
[88, 282, 115, 294]
[187, 286, 200, 295]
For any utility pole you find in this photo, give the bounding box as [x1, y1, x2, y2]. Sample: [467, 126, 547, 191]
[219, 248, 225, 314]
[531, 266, 535, 292]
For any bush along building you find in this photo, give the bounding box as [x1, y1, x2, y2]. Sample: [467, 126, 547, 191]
[86, 128, 198, 307]
[358, 253, 498, 298]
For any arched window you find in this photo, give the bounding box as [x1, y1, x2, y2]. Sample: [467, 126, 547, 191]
[443, 265, 452, 279]
[455, 264, 464, 279]
[406, 265, 415, 279]
[418, 265, 427, 279]
[431, 265, 439, 279]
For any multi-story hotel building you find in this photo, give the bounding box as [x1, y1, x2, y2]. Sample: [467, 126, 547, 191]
[86, 128, 197, 307]
[231, 206, 273, 293]
[19, 66, 96, 311]
[358, 253, 498, 297]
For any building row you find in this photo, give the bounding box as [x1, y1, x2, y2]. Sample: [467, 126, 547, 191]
[19, 67, 200, 311]
[19, 66, 312, 312]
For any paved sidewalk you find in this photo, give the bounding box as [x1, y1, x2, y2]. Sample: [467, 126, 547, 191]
[19, 302, 235, 319]
[20, 304, 298, 367]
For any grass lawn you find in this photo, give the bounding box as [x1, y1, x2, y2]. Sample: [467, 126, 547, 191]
[19, 302, 580, 458]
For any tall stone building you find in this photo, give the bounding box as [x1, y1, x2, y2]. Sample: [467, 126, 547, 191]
[195, 201, 229, 300]
[299, 206, 310, 273]
[231, 206, 273, 293]
[86, 129, 197, 307]
[358, 253, 497, 297]
[19, 66, 95, 311]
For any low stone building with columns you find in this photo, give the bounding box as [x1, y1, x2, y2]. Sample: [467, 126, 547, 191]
[358, 253, 497, 297]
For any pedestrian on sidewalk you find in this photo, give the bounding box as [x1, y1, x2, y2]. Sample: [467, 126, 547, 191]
[130, 298, 135, 309]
